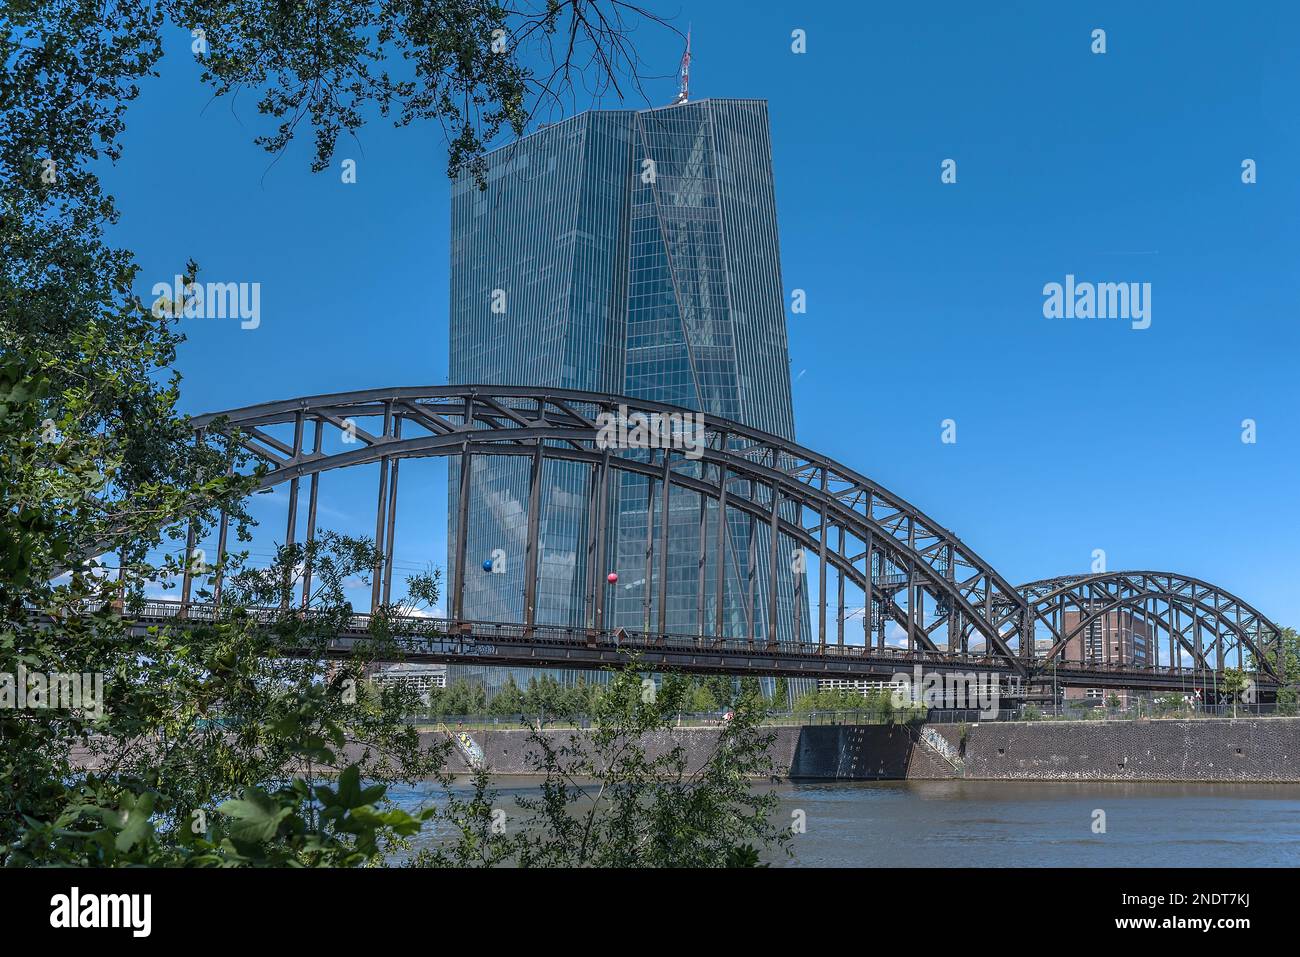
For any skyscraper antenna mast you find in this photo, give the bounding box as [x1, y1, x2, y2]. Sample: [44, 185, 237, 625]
[673, 27, 691, 104]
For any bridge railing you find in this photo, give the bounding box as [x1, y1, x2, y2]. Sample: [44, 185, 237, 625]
[108, 598, 1274, 682]
[129, 599, 1016, 662]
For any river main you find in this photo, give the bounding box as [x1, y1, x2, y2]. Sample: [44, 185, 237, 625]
[385, 778, 1300, 866]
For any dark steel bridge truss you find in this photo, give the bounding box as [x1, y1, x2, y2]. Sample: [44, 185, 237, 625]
[158, 386, 1284, 692]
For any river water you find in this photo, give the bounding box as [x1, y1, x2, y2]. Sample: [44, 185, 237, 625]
[385, 778, 1300, 867]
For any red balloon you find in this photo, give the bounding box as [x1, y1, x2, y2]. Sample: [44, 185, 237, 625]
[606, 572, 618, 584]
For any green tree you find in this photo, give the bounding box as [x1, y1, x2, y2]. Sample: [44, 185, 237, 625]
[562, 675, 595, 717]
[705, 675, 733, 709]
[1223, 668, 1249, 719]
[738, 676, 763, 710]
[4, 0, 808, 870]
[156, 0, 675, 182]
[771, 677, 790, 712]
[422, 657, 792, 868]
[489, 676, 525, 717]
[658, 672, 691, 716]
[1271, 627, 1299, 716]
[440, 680, 475, 717]
[689, 683, 720, 714]
[523, 674, 565, 724]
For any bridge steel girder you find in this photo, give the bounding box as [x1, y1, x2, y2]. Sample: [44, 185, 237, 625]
[1016, 571, 1283, 683]
[73, 598, 1271, 691]
[165, 387, 1289, 688]
[190, 385, 1032, 677]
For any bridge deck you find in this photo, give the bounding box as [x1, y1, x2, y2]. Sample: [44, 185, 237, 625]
[105, 600, 1269, 692]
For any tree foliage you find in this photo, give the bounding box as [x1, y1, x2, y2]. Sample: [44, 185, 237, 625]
[419, 660, 792, 868]
[2, 1, 796, 870]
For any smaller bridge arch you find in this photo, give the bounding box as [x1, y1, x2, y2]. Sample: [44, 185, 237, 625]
[1017, 571, 1283, 682]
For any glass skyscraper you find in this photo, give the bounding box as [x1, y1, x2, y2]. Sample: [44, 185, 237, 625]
[447, 99, 807, 695]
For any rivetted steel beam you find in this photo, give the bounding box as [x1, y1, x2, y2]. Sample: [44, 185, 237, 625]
[301, 421, 322, 609]
[1019, 571, 1282, 680]
[818, 479, 828, 649]
[381, 415, 402, 607]
[450, 436, 472, 623]
[284, 411, 303, 610]
[592, 447, 611, 632]
[159, 387, 1282, 682]
[767, 475, 780, 646]
[714, 459, 728, 639]
[188, 434, 982, 665]
[192, 423, 1018, 656]
[643, 469, 655, 634]
[522, 440, 544, 631]
[658, 451, 671, 634]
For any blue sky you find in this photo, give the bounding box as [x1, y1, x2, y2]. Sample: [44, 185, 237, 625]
[107, 0, 1298, 628]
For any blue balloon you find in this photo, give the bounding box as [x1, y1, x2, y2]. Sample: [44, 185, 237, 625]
[482, 559, 494, 572]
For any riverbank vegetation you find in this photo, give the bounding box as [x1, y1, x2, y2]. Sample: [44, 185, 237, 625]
[2, 1, 796, 869]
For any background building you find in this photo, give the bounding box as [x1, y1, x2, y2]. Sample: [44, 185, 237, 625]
[447, 98, 807, 697]
[1060, 608, 1151, 704]
[369, 663, 447, 704]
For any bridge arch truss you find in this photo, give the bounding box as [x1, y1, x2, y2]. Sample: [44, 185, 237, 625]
[190, 386, 1032, 676]
[1016, 572, 1283, 683]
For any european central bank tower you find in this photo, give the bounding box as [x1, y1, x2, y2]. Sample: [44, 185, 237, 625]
[448, 99, 807, 695]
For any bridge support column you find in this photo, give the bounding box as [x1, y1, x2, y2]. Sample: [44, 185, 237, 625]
[180, 427, 205, 618]
[657, 451, 671, 635]
[451, 444, 472, 624]
[523, 440, 543, 633]
[697, 489, 706, 636]
[864, 530, 874, 649]
[179, 517, 197, 619]
[714, 459, 728, 640]
[301, 421, 322, 609]
[793, 556, 802, 647]
[370, 401, 392, 611]
[817, 471, 827, 650]
[282, 411, 304, 611]
[642, 471, 654, 635]
[212, 508, 228, 607]
[836, 526, 845, 648]
[381, 415, 402, 607]
[592, 447, 611, 633]
[767, 479, 780, 647]
[747, 511, 757, 644]
[906, 564, 917, 653]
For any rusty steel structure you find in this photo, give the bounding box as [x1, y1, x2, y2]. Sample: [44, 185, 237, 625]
[1016, 572, 1282, 683]
[169, 386, 1285, 692]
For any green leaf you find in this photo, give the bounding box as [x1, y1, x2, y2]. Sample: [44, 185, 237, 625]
[219, 788, 294, 843]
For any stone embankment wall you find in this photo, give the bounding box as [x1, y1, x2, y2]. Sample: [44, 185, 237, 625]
[431, 723, 946, 779]
[430, 718, 1300, 782]
[953, 717, 1300, 782]
[432, 726, 804, 776]
[71, 718, 1300, 782]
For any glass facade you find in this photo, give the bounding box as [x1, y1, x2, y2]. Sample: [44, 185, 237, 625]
[447, 100, 807, 697]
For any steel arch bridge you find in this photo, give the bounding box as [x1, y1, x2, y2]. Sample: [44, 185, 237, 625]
[148, 385, 1283, 693]
[1016, 572, 1282, 683]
